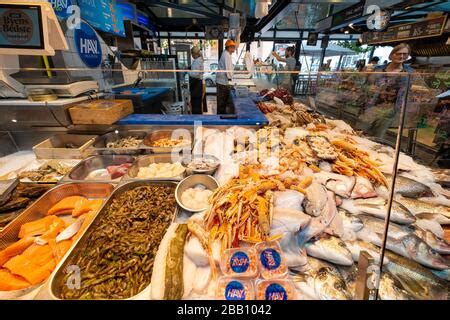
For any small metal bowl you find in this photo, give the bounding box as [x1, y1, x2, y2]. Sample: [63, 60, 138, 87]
[182, 155, 220, 176]
[175, 174, 219, 213]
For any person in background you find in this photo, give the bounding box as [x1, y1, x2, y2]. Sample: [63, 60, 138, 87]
[189, 46, 204, 114]
[216, 39, 236, 114]
[375, 44, 414, 73]
[365, 56, 380, 71]
[272, 46, 297, 94]
[322, 59, 332, 71]
[361, 43, 414, 137]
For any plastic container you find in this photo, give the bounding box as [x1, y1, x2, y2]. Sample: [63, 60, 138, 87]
[255, 241, 287, 280]
[256, 279, 296, 300]
[220, 248, 258, 278]
[216, 277, 255, 301]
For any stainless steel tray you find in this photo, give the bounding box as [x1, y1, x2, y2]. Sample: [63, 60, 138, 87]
[90, 130, 147, 156]
[142, 129, 193, 154]
[123, 154, 187, 181]
[14, 159, 81, 185]
[62, 155, 135, 183]
[0, 182, 114, 300]
[0, 178, 19, 204]
[46, 180, 179, 300]
[33, 134, 97, 159]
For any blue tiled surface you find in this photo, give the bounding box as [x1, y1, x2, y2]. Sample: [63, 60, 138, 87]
[112, 87, 171, 102]
[117, 92, 268, 126]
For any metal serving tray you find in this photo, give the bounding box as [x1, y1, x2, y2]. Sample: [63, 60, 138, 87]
[90, 130, 147, 156]
[0, 183, 114, 300]
[46, 180, 179, 300]
[142, 129, 193, 154]
[62, 155, 135, 183]
[0, 178, 19, 205]
[123, 154, 187, 181]
[14, 159, 81, 185]
[33, 134, 97, 159]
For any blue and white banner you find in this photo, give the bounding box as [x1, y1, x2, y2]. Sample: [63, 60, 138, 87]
[74, 21, 102, 68]
[47, 0, 76, 20]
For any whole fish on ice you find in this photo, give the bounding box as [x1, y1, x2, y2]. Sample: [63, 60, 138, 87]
[291, 257, 352, 300]
[386, 174, 434, 198]
[338, 208, 363, 240]
[336, 264, 358, 298]
[345, 239, 388, 265]
[415, 212, 450, 225]
[341, 197, 416, 225]
[395, 196, 450, 219]
[356, 215, 450, 270]
[377, 271, 413, 300]
[305, 234, 353, 266]
[384, 251, 448, 300]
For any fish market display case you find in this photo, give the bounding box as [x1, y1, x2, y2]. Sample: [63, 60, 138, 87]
[0, 67, 448, 301]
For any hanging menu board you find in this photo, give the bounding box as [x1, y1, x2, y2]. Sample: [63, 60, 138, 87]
[361, 15, 447, 45]
[78, 0, 125, 37]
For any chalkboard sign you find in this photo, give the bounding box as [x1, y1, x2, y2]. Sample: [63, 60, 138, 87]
[361, 15, 447, 45]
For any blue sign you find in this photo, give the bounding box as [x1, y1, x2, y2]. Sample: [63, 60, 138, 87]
[116, 0, 136, 22]
[74, 21, 102, 68]
[47, 0, 75, 19]
[260, 248, 281, 271]
[265, 283, 288, 300]
[78, 0, 125, 37]
[229, 251, 250, 273]
[224, 281, 246, 300]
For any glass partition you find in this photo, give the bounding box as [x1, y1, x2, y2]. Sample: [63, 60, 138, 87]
[379, 71, 449, 300]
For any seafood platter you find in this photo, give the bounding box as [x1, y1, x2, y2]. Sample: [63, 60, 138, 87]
[0, 99, 449, 300]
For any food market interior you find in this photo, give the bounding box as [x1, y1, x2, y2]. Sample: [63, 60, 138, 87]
[0, 0, 449, 301]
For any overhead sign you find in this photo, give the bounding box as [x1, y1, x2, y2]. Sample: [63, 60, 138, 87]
[78, 0, 125, 37]
[361, 15, 448, 45]
[47, 0, 75, 19]
[74, 21, 102, 68]
[332, 2, 365, 28]
[116, 0, 136, 22]
[0, 4, 44, 49]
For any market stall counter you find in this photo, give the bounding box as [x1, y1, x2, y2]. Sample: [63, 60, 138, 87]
[117, 92, 268, 126]
[112, 87, 173, 114]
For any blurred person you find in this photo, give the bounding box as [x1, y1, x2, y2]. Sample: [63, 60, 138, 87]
[272, 46, 298, 94]
[361, 43, 414, 138]
[216, 39, 236, 114]
[189, 46, 204, 114]
[365, 56, 380, 71]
